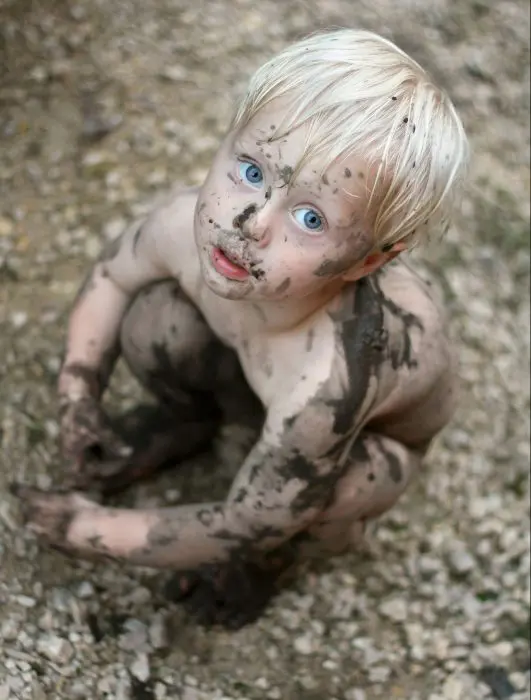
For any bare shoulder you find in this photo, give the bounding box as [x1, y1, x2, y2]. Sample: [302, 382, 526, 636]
[316, 259, 455, 443]
[138, 184, 201, 286]
[145, 184, 199, 257]
[331, 258, 449, 365]
[375, 257, 447, 323]
[99, 184, 200, 294]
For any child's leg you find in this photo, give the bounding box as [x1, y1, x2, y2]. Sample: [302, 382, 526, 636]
[13, 432, 425, 628]
[164, 432, 424, 627]
[95, 280, 251, 493]
[301, 432, 425, 558]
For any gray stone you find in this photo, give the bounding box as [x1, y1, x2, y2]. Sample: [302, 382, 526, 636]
[379, 597, 408, 622]
[130, 653, 150, 683]
[36, 634, 74, 664]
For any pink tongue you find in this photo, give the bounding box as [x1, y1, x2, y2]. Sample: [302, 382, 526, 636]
[212, 247, 249, 281]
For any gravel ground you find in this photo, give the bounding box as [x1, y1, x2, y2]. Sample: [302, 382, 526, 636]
[0, 0, 529, 698]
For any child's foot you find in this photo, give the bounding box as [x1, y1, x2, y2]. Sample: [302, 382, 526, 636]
[164, 559, 284, 630]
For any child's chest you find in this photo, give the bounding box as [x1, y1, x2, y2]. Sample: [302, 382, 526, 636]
[195, 291, 336, 408]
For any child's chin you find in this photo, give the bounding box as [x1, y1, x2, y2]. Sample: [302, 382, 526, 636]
[203, 269, 253, 301]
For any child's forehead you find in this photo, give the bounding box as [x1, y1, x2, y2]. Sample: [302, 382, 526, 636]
[234, 111, 367, 183]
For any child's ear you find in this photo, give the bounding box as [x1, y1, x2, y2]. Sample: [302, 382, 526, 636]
[342, 241, 407, 282]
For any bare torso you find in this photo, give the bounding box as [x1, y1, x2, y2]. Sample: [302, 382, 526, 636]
[14, 185, 457, 629]
[146, 187, 455, 445]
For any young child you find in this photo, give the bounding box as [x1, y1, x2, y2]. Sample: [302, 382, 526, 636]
[13, 28, 469, 628]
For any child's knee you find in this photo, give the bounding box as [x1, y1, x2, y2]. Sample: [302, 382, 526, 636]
[324, 434, 421, 524]
[120, 281, 212, 374]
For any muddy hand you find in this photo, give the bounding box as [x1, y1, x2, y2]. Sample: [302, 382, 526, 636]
[60, 397, 132, 489]
[9, 484, 99, 553]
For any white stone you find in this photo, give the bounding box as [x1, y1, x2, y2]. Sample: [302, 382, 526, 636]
[154, 682, 167, 699]
[115, 676, 132, 700]
[120, 619, 148, 651]
[442, 676, 465, 700]
[130, 653, 150, 683]
[345, 690, 366, 700]
[76, 581, 95, 599]
[293, 633, 315, 655]
[448, 547, 476, 576]
[149, 613, 169, 650]
[1, 619, 19, 642]
[379, 596, 408, 622]
[493, 641, 513, 657]
[14, 594, 35, 607]
[36, 634, 74, 664]
[368, 666, 391, 683]
[160, 65, 188, 82]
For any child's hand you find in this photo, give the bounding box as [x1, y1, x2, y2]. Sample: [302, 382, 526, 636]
[59, 397, 132, 485]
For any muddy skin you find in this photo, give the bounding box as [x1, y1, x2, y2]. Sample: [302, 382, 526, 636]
[249, 264, 266, 280]
[232, 204, 257, 230]
[370, 273, 424, 370]
[326, 275, 389, 436]
[313, 227, 370, 279]
[373, 434, 403, 484]
[13, 148, 457, 631]
[313, 256, 356, 277]
[275, 277, 291, 294]
[13, 427, 420, 628]
[99, 235, 123, 263]
[10, 484, 78, 543]
[305, 328, 315, 352]
[278, 165, 293, 186]
[60, 364, 100, 399]
[164, 547, 296, 629]
[75, 403, 221, 495]
[59, 396, 132, 480]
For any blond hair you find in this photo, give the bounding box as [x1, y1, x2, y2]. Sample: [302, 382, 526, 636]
[231, 28, 469, 249]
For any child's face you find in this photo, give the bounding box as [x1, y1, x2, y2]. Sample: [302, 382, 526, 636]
[194, 102, 374, 302]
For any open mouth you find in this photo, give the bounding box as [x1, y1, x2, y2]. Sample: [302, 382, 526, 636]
[210, 247, 250, 281]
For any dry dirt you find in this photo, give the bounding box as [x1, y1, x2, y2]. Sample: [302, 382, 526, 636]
[0, 1, 529, 699]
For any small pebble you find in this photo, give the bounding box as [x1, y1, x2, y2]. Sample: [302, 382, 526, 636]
[14, 595, 36, 608]
[160, 65, 188, 82]
[442, 676, 465, 700]
[293, 633, 315, 655]
[76, 581, 95, 599]
[36, 634, 74, 664]
[345, 690, 366, 700]
[149, 613, 169, 650]
[130, 653, 150, 683]
[448, 547, 476, 576]
[379, 597, 408, 622]
[120, 619, 149, 652]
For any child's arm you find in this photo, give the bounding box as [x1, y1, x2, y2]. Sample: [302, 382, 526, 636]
[58, 216, 169, 404]
[13, 389, 360, 562]
[13, 309, 385, 566]
[56, 189, 192, 471]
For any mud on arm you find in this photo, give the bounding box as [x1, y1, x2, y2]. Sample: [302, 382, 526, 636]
[59, 215, 174, 401]
[15, 383, 375, 571]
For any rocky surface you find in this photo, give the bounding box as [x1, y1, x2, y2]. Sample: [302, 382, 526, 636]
[0, 0, 529, 698]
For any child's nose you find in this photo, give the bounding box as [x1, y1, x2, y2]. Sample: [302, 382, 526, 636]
[233, 203, 271, 247]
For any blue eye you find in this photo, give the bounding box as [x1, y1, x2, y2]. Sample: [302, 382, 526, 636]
[238, 161, 263, 187]
[293, 207, 324, 233]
